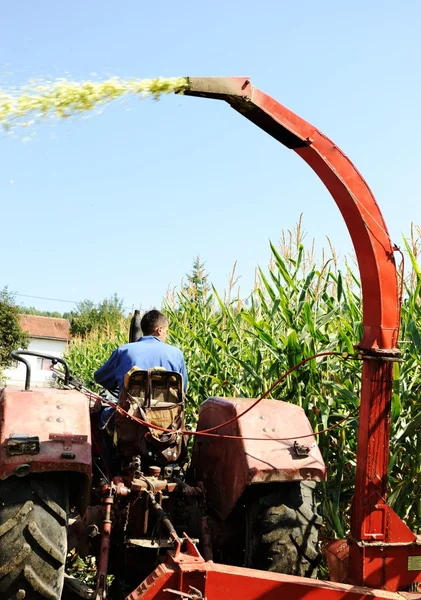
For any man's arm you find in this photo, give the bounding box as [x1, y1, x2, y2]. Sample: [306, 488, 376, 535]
[179, 353, 188, 393]
[94, 349, 120, 392]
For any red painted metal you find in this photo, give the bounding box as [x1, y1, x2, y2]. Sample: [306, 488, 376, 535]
[348, 543, 421, 592]
[184, 77, 399, 352]
[126, 537, 418, 600]
[191, 397, 325, 519]
[0, 386, 92, 479]
[180, 77, 415, 593]
[325, 539, 350, 583]
[96, 494, 114, 599]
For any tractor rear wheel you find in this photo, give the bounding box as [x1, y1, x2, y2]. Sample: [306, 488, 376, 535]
[244, 481, 322, 577]
[0, 475, 69, 600]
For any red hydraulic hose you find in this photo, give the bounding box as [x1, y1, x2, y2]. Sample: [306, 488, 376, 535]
[95, 351, 357, 441]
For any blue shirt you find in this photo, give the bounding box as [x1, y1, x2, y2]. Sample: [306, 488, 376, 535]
[94, 336, 188, 393]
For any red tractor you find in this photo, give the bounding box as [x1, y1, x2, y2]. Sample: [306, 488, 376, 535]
[0, 349, 324, 600]
[0, 77, 418, 600]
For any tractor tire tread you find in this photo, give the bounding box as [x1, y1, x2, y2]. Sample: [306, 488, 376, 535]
[0, 501, 34, 537]
[24, 565, 58, 600]
[245, 481, 321, 578]
[26, 520, 65, 566]
[0, 476, 68, 600]
[30, 480, 67, 525]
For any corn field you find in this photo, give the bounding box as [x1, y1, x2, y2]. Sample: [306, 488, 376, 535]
[66, 221, 421, 540]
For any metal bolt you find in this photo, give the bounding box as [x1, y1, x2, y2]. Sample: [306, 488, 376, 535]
[272, 428, 276, 432]
[15, 463, 31, 477]
[56, 417, 63, 423]
[263, 428, 267, 433]
[46, 417, 52, 422]
[148, 466, 161, 477]
[57, 404, 63, 409]
[87, 524, 100, 538]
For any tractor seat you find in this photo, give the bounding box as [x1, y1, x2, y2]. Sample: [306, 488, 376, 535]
[115, 367, 187, 463]
[122, 367, 184, 436]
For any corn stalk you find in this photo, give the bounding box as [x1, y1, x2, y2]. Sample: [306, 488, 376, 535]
[66, 224, 421, 539]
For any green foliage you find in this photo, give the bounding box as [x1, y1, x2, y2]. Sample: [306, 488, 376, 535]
[66, 317, 128, 390]
[165, 224, 421, 538]
[0, 287, 29, 371]
[165, 229, 364, 539]
[65, 223, 421, 539]
[19, 306, 63, 318]
[66, 551, 113, 590]
[183, 257, 210, 305]
[69, 294, 127, 338]
[65, 294, 129, 388]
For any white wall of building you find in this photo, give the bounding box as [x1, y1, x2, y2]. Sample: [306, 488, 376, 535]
[3, 337, 68, 388]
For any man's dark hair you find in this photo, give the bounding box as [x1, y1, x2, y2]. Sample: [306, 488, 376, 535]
[140, 309, 168, 336]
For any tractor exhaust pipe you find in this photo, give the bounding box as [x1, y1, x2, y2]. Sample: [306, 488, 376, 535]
[129, 310, 142, 343]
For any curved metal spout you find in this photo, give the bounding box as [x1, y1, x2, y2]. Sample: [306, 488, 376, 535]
[183, 78, 413, 590]
[184, 76, 399, 352]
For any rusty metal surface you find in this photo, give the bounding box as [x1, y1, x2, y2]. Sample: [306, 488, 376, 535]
[191, 396, 325, 520]
[95, 495, 114, 598]
[325, 539, 350, 583]
[185, 76, 251, 99]
[0, 386, 92, 479]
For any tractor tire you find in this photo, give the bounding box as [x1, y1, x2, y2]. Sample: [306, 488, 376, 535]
[244, 481, 322, 577]
[0, 475, 69, 600]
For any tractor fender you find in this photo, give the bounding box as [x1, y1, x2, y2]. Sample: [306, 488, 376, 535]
[191, 397, 326, 520]
[0, 386, 92, 512]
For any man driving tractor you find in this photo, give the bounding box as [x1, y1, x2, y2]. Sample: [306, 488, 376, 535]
[94, 309, 188, 394]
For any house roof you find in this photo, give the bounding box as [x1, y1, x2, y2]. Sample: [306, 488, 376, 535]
[19, 315, 71, 341]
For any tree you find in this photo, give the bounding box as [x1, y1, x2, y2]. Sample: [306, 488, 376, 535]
[69, 294, 126, 338]
[19, 306, 64, 318]
[0, 287, 29, 369]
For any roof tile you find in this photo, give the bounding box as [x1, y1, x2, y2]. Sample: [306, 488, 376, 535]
[18, 315, 71, 340]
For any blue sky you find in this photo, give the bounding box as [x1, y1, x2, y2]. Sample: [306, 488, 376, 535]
[1, 0, 420, 314]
